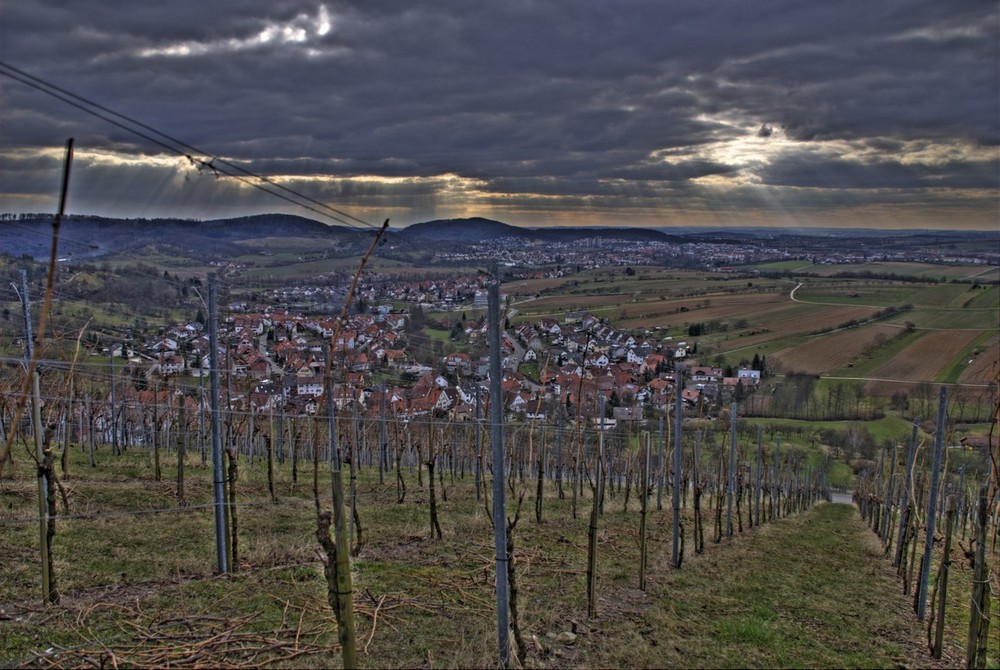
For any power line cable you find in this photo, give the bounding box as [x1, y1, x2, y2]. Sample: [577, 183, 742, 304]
[0, 61, 378, 230]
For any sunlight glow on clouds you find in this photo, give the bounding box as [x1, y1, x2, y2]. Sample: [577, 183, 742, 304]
[137, 5, 332, 58]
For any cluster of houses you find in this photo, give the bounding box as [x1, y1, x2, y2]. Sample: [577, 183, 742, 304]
[403, 236, 798, 273]
[136, 300, 763, 426]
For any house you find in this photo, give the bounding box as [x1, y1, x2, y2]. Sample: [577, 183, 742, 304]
[382, 349, 407, 367]
[444, 352, 471, 373]
[589, 353, 610, 368]
[643, 353, 666, 374]
[335, 330, 358, 350]
[737, 368, 761, 383]
[248, 358, 271, 379]
[249, 390, 280, 412]
[626, 349, 645, 365]
[648, 377, 673, 394]
[286, 395, 317, 415]
[688, 366, 722, 382]
[451, 402, 476, 421]
[150, 338, 178, 353]
[295, 372, 325, 397]
[384, 314, 407, 330]
[612, 406, 643, 423]
[539, 318, 562, 336]
[153, 354, 184, 376]
[347, 352, 370, 372]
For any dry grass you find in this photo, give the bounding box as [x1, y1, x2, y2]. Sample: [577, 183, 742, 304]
[1, 446, 987, 668]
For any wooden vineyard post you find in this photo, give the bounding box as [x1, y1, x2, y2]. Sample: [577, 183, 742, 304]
[475, 385, 482, 501]
[693, 429, 704, 554]
[427, 420, 443, 540]
[350, 405, 363, 556]
[16, 135, 74, 604]
[267, 412, 277, 504]
[379, 381, 387, 486]
[966, 484, 991, 669]
[176, 392, 186, 505]
[895, 419, 919, 568]
[639, 433, 650, 590]
[487, 275, 511, 668]
[727, 402, 737, 538]
[315, 220, 385, 670]
[535, 422, 545, 524]
[657, 413, 665, 512]
[588, 397, 605, 619]
[18, 271, 52, 605]
[62, 376, 72, 479]
[917, 386, 947, 622]
[153, 379, 161, 481]
[207, 273, 229, 574]
[672, 366, 683, 567]
[587, 447, 601, 618]
[318, 457, 359, 670]
[882, 444, 897, 545]
[556, 413, 564, 499]
[754, 426, 762, 527]
[772, 439, 781, 521]
[930, 495, 955, 659]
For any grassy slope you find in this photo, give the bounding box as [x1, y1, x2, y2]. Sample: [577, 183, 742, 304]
[1, 448, 980, 668]
[592, 503, 957, 668]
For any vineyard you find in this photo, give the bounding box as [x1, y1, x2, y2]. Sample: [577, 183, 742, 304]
[1, 210, 997, 667]
[1, 356, 997, 667]
[1, 223, 998, 667]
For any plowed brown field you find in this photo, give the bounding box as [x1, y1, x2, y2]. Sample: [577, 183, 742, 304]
[871, 330, 981, 385]
[771, 324, 900, 375]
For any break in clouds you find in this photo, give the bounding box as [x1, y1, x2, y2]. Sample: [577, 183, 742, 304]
[0, 0, 997, 228]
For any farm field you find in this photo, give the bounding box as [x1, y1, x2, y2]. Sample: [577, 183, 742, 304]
[770, 324, 900, 375]
[756, 261, 990, 280]
[792, 281, 921, 307]
[518, 292, 635, 312]
[959, 333, 1000, 385]
[867, 330, 983, 387]
[505, 265, 999, 395]
[237, 255, 476, 281]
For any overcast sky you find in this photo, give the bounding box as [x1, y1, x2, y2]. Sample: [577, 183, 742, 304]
[1, 1, 997, 230]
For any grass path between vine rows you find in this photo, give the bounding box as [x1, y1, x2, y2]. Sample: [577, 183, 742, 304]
[566, 502, 961, 668]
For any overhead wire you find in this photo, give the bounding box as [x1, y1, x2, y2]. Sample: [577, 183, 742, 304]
[0, 60, 378, 230]
[0, 64, 481, 403]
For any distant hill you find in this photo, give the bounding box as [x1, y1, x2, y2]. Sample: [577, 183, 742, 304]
[7, 213, 989, 262]
[397, 217, 524, 242]
[398, 217, 682, 244]
[0, 213, 365, 259]
[11, 213, 679, 260]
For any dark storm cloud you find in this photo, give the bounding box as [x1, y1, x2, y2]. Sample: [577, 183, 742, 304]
[0, 0, 997, 227]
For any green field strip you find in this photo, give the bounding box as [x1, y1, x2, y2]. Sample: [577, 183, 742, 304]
[961, 285, 999, 309]
[826, 328, 924, 377]
[884, 308, 997, 330]
[935, 330, 999, 384]
[908, 282, 978, 308]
